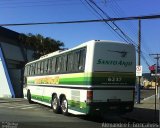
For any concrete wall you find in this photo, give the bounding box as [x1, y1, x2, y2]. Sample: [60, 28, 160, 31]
[0, 41, 34, 97]
[1, 42, 24, 61]
[0, 27, 35, 98]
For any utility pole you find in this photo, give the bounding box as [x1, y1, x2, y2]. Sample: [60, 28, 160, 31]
[136, 19, 141, 104]
[149, 54, 160, 121]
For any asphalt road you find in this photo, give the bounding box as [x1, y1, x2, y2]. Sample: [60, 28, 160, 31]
[0, 100, 101, 128]
[0, 89, 154, 128]
[0, 100, 137, 128]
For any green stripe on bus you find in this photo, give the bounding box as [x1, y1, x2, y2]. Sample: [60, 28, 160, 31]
[31, 94, 89, 113]
[68, 100, 88, 114]
[28, 72, 135, 85]
[68, 100, 87, 108]
[92, 72, 135, 77]
[59, 77, 91, 85]
[31, 94, 51, 103]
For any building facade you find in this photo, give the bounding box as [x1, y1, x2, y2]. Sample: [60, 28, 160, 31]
[0, 27, 34, 98]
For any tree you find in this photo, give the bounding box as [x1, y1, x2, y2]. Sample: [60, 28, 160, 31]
[19, 33, 65, 59]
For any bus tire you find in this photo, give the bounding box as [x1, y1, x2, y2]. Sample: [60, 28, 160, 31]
[27, 90, 33, 104]
[52, 95, 60, 114]
[61, 97, 68, 116]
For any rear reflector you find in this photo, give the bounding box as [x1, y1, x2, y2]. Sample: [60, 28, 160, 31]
[87, 90, 93, 103]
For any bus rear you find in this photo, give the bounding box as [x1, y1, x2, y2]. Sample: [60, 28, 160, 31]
[86, 41, 136, 115]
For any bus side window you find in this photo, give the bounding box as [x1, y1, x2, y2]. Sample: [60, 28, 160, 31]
[74, 51, 80, 72]
[56, 56, 62, 73]
[47, 59, 51, 74]
[44, 59, 48, 74]
[35, 63, 38, 75]
[40, 61, 44, 74]
[24, 66, 28, 76]
[61, 55, 67, 73]
[51, 57, 56, 73]
[67, 53, 74, 72]
[79, 49, 86, 71]
[27, 66, 29, 76]
[37, 62, 41, 75]
[29, 65, 32, 75]
[32, 63, 35, 75]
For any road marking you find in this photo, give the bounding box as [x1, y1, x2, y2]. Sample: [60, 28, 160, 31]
[0, 103, 18, 107]
[8, 104, 38, 108]
[21, 106, 37, 110]
[0, 101, 51, 111]
[0, 102, 42, 110]
[33, 108, 41, 111]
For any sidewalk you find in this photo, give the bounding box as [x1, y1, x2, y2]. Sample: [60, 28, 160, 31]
[123, 95, 159, 123]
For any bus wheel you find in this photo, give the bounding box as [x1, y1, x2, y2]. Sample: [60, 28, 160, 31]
[61, 97, 68, 116]
[27, 90, 33, 104]
[52, 95, 60, 114]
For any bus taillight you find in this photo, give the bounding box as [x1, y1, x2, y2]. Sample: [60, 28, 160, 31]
[87, 90, 93, 103]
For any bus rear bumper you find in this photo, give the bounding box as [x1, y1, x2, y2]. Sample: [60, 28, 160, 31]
[87, 101, 134, 116]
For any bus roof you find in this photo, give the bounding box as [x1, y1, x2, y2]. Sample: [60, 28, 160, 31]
[25, 40, 131, 66]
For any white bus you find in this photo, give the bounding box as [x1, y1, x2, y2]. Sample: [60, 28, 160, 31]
[23, 40, 136, 116]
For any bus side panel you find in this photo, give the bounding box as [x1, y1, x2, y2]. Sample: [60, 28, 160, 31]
[67, 89, 88, 114]
[84, 42, 95, 73]
[28, 85, 44, 102]
[42, 86, 89, 115]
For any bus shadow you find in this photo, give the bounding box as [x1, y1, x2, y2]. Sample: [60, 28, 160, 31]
[122, 107, 159, 123]
[70, 107, 159, 123]
[32, 101, 159, 123]
[70, 114, 131, 123]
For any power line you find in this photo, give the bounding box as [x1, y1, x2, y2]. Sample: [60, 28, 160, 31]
[87, 0, 151, 67]
[1, 14, 160, 26]
[0, 0, 104, 8]
[80, 0, 121, 41]
[107, 0, 155, 63]
[0, 11, 158, 66]
[86, 0, 137, 45]
[109, 0, 137, 38]
[0, 8, 158, 67]
[84, 0, 131, 43]
[0, 0, 94, 10]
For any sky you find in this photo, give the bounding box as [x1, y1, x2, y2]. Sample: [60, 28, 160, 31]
[0, 0, 160, 73]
